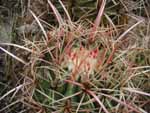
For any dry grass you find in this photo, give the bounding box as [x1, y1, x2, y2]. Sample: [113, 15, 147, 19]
[0, 0, 150, 113]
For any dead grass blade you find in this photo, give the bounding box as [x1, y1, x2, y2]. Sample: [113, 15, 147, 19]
[89, 0, 106, 41]
[104, 13, 118, 35]
[0, 100, 20, 112]
[123, 88, 150, 97]
[64, 80, 109, 113]
[122, 69, 150, 86]
[47, 0, 63, 26]
[0, 43, 38, 54]
[0, 84, 24, 101]
[30, 10, 48, 43]
[95, 0, 106, 27]
[115, 20, 144, 43]
[100, 93, 141, 113]
[76, 93, 85, 113]
[86, 90, 109, 113]
[0, 47, 27, 65]
[58, 0, 72, 24]
[50, 91, 82, 105]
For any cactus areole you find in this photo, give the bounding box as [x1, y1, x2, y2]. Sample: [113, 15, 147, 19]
[62, 46, 99, 80]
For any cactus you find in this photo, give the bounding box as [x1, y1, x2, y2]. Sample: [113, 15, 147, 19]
[1, 0, 150, 113]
